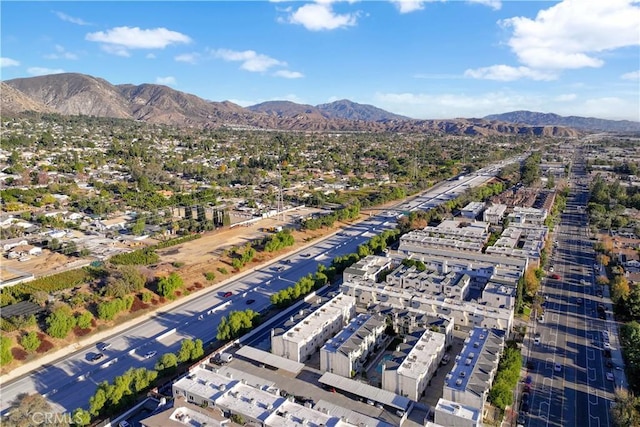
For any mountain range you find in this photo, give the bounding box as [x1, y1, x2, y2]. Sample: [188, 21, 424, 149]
[2, 72, 634, 136]
[484, 111, 640, 133]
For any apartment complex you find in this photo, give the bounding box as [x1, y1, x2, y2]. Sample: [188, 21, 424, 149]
[483, 204, 507, 225]
[442, 328, 505, 410]
[459, 202, 486, 220]
[342, 255, 392, 283]
[320, 313, 386, 378]
[271, 293, 356, 362]
[386, 265, 471, 300]
[381, 328, 445, 401]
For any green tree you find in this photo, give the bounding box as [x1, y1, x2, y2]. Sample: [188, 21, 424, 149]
[20, 331, 41, 353]
[72, 408, 92, 426]
[0, 336, 13, 366]
[155, 353, 178, 371]
[610, 389, 640, 427]
[157, 272, 183, 298]
[46, 306, 77, 339]
[76, 311, 94, 329]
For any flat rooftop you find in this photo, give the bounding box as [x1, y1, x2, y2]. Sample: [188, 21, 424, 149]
[435, 397, 480, 421]
[323, 313, 385, 355]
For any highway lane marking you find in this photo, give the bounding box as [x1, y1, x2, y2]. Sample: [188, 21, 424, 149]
[587, 348, 595, 360]
[589, 414, 601, 427]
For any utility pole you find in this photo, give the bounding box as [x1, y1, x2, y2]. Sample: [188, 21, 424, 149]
[276, 135, 285, 222]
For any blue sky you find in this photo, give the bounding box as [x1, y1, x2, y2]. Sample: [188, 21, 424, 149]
[1, 0, 639, 120]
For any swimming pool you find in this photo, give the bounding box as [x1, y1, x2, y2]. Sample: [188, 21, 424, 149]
[375, 354, 394, 374]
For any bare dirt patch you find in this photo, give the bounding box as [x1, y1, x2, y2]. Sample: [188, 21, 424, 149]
[11, 347, 27, 361]
[73, 326, 91, 337]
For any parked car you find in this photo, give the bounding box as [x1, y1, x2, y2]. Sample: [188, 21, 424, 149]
[246, 299, 256, 305]
[144, 350, 157, 359]
[91, 353, 105, 362]
[554, 363, 562, 372]
[534, 334, 541, 345]
[576, 297, 583, 305]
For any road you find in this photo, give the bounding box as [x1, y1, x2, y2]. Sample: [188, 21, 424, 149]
[0, 157, 522, 413]
[522, 153, 622, 427]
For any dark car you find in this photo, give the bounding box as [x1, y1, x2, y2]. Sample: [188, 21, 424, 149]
[596, 290, 603, 298]
[301, 253, 311, 257]
[551, 273, 561, 280]
[521, 401, 530, 413]
[91, 353, 105, 362]
[521, 392, 530, 404]
[246, 299, 255, 305]
[525, 375, 533, 385]
[223, 291, 233, 298]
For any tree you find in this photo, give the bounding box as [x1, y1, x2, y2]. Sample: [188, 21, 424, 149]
[76, 311, 94, 329]
[7, 393, 70, 427]
[610, 389, 640, 427]
[0, 336, 13, 366]
[612, 276, 631, 304]
[523, 266, 540, 298]
[155, 353, 178, 371]
[20, 331, 41, 353]
[157, 272, 183, 298]
[72, 408, 92, 426]
[46, 306, 77, 339]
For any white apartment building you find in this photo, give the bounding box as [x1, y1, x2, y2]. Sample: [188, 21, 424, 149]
[342, 255, 392, 284]
[485, 224, 547, 266]
[459, 202, 486, 220]
[442, 328, 505, 410]
[382, 328, 445, 401]
[341, 280, 513, 332]
[386, 265, 471, 300]
[320, 313, 386, 378]
[173, 367, 357, 427]
[483, 204, 507, 225]
[376, 305, 454, 346]
[506, 206, 548, 226]
[271, 293, 356, 362]
[397, 245, 528, 280]
[433, 398, 482, 427]
[481, 282, 517, 309]
[399, 220, 490, 253]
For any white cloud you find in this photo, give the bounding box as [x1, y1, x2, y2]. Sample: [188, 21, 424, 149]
[391, 0, 427, 14]
[287, 3, 358, 31]
[212, 48, 285, 72]
[501, 0, 640, 70]
[100, 44, 131, 57]
[274, 70, 304, 79]
[44, 45, 78, 60]
[390, 0, 501, 13]
[54, 11, 90, 26]
[86, 26, 191, 56]
[146, 53, 156, 59]
[156, 76, 177, 86]
[175, 52, 200, 64]
[621, 70, 640, 80]
[464, 65, 557, 81]
[27, 67, 65, 76]
[554, 93, 577, 102]
[467, 0, 501, 10]
[1, 57, 20, 67]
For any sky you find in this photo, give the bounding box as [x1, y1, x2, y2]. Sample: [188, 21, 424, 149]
[1, 0, 639, 121]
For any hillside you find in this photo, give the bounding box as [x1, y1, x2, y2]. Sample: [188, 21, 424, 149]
[2, 73, 580, 136]
[484, 110, 640, 133]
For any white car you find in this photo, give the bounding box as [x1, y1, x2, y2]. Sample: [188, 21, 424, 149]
[554, 363, 562, 372]
[603, 342, 611, 350]
[144, 350, 157, 359]
[534, 335, 541, 345]
[606, 372, 614, 381]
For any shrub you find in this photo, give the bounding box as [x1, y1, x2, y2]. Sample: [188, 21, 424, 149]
[217, 267, 228, 275]
[204, 272, 216, 281]
[157, 272, 183, 299]
[0, 336, 13, 366]
[46, 306, 77, 339]
[76, 311, 94, 329]
[20, 331, 41, 353]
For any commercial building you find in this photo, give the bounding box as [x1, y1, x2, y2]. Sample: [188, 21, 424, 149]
[442, 328, 505, 410]
[271, 293, 356, 362]
[320, 313, 386, 378]
[382, 328, 445, 401]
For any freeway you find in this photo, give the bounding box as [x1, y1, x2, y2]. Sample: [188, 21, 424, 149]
[0, 157, 521, 413]
[522, 154, 621, 427]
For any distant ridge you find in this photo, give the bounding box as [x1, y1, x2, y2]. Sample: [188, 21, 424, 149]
[484, 110, 640, 133]
[2, 72, 580, 137]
